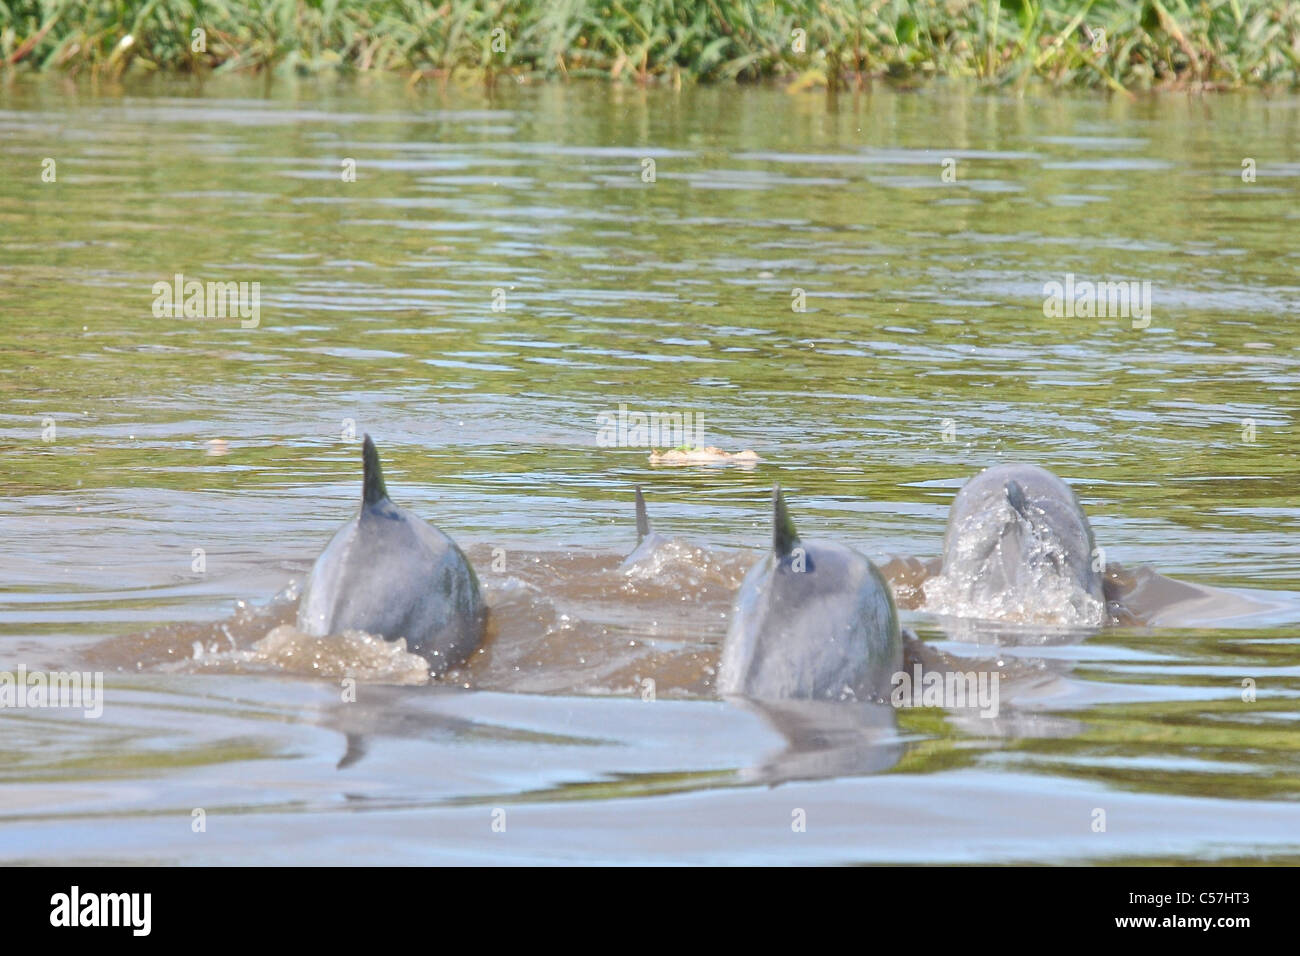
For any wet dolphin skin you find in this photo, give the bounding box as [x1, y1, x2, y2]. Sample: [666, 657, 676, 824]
[296, 435, 488, 673]
[719, 486, 901, 700]
[929, 463, 1105, 624]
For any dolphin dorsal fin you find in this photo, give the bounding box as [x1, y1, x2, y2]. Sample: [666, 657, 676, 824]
[1005, 479, 1028, 518]
[338, 733, 368, 770]
[772, 484, 800, 557]
[362, 434, 390, 506]
[634, 486, 651, 544]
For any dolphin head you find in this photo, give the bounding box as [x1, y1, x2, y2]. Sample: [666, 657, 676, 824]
[928, 463, 1105, 625]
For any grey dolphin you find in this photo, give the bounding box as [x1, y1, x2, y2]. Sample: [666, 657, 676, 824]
[296, 435, 487, 674]
[718, 486, 901, 700]
[928, 463, 1104, 624]
[619, 486, 669, 569]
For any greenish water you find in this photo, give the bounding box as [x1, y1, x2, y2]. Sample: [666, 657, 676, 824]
[0, 77, 1298, 864]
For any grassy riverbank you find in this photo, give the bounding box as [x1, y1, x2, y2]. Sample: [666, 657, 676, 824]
[1, 1, 1297, 91]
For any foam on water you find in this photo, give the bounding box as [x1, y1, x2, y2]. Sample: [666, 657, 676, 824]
[619, 537, 746, 593]
[175, 624, 431, 685]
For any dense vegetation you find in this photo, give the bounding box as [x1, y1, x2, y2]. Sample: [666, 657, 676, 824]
[1, 0, 1297, 91]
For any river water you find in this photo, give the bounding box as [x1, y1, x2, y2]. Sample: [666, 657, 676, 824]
[0, 77, 1297, 864]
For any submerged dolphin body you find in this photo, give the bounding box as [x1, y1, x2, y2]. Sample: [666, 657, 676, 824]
[718, 486, 901, 700]
[296, 435, 487, 673]
[927, 463, 1104, 624]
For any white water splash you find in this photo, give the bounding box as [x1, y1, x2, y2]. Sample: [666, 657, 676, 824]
[172, 624, 431, 685]
[621, 538, 744, 591]
[921, 501, 1106, 627]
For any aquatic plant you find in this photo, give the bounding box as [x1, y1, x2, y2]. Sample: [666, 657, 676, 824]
[0, 1, 1296, 90]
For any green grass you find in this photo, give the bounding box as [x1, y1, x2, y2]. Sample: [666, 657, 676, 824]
[0, 0, 1297, 91]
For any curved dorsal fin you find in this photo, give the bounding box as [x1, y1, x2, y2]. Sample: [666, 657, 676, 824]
[773, 484, 800, 557]
[634, 486, 651, 544]
[337, 733, 368, 770]
[1005, 479, 1028, 518]
[362, 434, 390, 506]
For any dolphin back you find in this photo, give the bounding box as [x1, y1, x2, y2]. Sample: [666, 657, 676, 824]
[720, 543, 901, 700]
[719, 488, 901, 700]
[296, 437, 487, 673]
[298, 505, 486, 671]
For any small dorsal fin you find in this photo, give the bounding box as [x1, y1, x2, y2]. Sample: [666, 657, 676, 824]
[634, 486, 651, 544]
[1005, 479, 1028, 518]
[337, 733, 368, 770]
[773, 484, 800, 557]
[362, 434, 390, 506]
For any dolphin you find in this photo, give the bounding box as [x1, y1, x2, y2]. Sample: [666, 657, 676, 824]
[926, 463, 1104, 624]
[296, 435, 488, 674]
[619, 486, 669, 569]
[718, 486, 902, 700]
